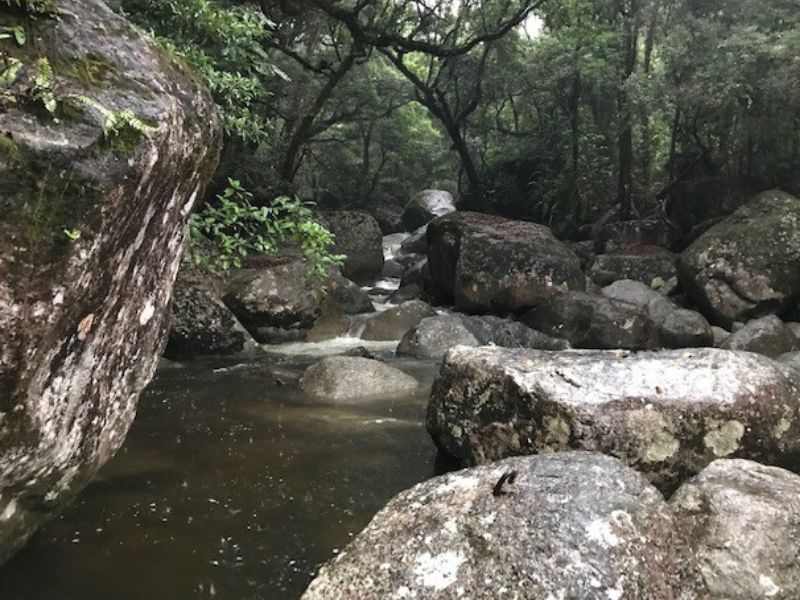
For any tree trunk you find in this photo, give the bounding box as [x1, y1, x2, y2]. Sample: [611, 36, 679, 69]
[279, 52, 357, 183]
[617, 0, 639, 221]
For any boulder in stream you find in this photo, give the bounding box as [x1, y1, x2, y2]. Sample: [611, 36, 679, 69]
[317, 211, 384, 284]
[329, 272, 375, 315]
[428, 347, 800, 490]
[426, 212, 585, 313]
[0, 0, 220, 562]
[670, 459, 800, 598]
[303, 452, 703, 599]
[300, 357, 418, 401]
[223, 260, 323, 344]
[165, 270, 261, 359]
[678, 190, 800, 326]
[362, 300, 437, 341]
[398, 314, 568, 359]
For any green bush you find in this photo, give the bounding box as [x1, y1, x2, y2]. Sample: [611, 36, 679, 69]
[188, 179, 345, 279]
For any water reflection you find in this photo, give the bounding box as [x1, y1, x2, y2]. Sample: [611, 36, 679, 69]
[0, 353, 439, 600]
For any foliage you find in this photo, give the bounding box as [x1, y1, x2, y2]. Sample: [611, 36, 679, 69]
[118, 0, 278, 144]
[188, 179, 344, 278]
[70, 95, 157, 154]
[0, 0, 56, 14]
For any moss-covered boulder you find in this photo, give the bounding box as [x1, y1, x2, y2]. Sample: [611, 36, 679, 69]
[428, 347, 800, 491]
[0, 0, 220, 563]
[678, 190, 800, 326]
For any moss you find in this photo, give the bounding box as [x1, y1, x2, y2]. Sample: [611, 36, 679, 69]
[0, 141, 102, 257]
[0, 134, 21, 160]
[62, 55, 117, 87]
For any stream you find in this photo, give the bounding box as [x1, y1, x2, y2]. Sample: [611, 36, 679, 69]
[0, 236, 444, 599]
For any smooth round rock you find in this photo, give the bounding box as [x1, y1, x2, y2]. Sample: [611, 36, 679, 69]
[299, 357, 418, 402]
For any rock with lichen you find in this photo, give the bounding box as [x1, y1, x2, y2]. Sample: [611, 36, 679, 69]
[427, 347, 800, 491]
[670, 459, 800, 598]
[303, 452, 704, 599]
[678, 190, 800, 326]
[0, 0, 220, 563]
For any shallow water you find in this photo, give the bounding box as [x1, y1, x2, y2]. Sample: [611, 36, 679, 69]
[0, 348, 440, 600]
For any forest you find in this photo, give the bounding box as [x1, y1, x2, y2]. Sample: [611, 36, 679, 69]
[121, 0, 800, 242]
[1, 0, 800, 598]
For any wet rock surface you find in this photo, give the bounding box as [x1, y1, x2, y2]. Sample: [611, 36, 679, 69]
[426, 212, 585, 312]
[328, 272, 375, 315]
[428, 347, 800, 490]
[0, 0, 220, 563]
[678, 190, 800, 326]
[397, 315, 481, 359]
[300, 357, 419, 401]
[670, 459, 800, 599]
[303, 452, 703, 599]
[397, 314, 568, 359]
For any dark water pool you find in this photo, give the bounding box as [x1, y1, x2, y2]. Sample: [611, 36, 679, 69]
[0, 350, 439, 600]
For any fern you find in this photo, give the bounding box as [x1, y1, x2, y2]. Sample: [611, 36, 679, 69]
[33, 57, 57, 113]
[70, 95, 157, 138]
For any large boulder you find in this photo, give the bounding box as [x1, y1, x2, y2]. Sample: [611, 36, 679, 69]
[361, 300, 437, 341]
[670, 459, 800, 598]
[164, 270, 260, 359]
[0, 0, 220, 562]
[590, 245, 678, 287]
[427, 212, 585, 313]
[303, 452, 703, 599]
[428, 347, 800, 490]
[522, 291, 659, 350]
[401, 189, 456, 231]
[316, 211, 384, 283]
[603, 280, 713, 348]
[223, 260, 322, 343]
[720, 315, 799, 358]
[299, 357, 418, 401]
[678, 190, 800, 326]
